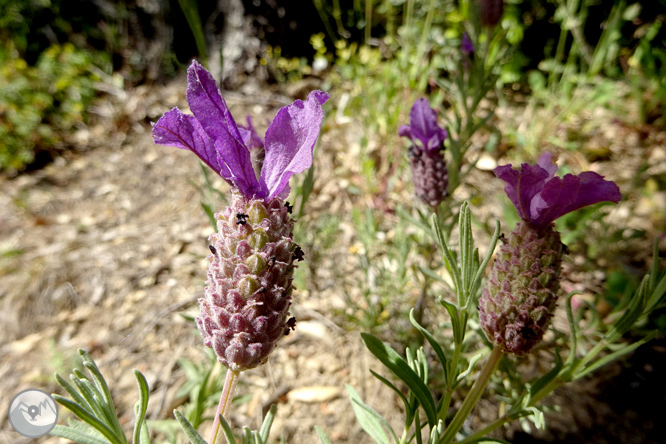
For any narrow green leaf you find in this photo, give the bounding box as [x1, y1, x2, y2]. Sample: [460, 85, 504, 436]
[132, 370, 150, 444]
[347, 385, 395, 444]
[417, 265, 454, 292]
[177, 0, 207, 66]
[218, 413, 239, 444]
[79, 350, 114, 409]
[54, 372, 92, 414]
[456, 349, 487, 383]
[173, 410, 209, 444]
[564, 293, 581, 366]
[69, 375, 116, 437]
[315, 426, 333, 444]
[432, 214, 462, 294]
[529, 349, 563, 397]
[52, 395, 122, 444]
[50, 424, 111, 444]
[646, 272, 666, 314]
[576, 331, 657, 379]
[259, 404, 277, 443]
[471, 218, 500, 298]
[409, 309, 449, 382]
[361, 333, 437, 427]
[439, 298, 463, 345]
[369, 369, 414, 426]
[201, 202, 217, 229]
[606, 276, 648, 341]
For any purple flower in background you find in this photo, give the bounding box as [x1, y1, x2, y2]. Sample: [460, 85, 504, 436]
[477, 0, 505, 28]
[153, 61, 328, 200]
[399, 99, 450, 207]
[495, 153, 622, 229]
[479, 153, 621, 356]
[461, 32, 474, 56]
[399, 98, 448, 151]
[152, 61, 328, 371]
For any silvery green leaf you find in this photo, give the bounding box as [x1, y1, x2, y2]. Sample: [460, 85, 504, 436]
[173, 410, 209, 444]
[132, 370, 150, 444]
[259, 404, 277, 443]
[315, 426, 333, 444]
[50, 424, 111, 444]
[347, 385, 396, 444]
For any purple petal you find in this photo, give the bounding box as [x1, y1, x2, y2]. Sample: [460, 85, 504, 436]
[461, 32, 474, 56]
[531, 171, 622, 227]
[536, 153, 557, 178]
[401, 98, 447, 150]
[259, 90, 329, 199]
[152, 107, 232, 178]
[495, 154, 622, 228]
[185, 61, 261, 196]
[186, 61, 244, 143]
[239, 116, 264, 151]
[494, 162, 550, 222]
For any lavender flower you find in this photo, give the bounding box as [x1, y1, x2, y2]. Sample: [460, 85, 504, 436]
[477, 0, 504, 28]
[153, 61, 328, 370]
[479, 154, 621, 355]
[461, 32, 474, 56]
[399, 99, 449, 207]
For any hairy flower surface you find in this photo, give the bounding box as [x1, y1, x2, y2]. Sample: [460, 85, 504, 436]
[152, 61, 328, 370]
[480, 154, 621, 355]
[399, 99, 449, 206]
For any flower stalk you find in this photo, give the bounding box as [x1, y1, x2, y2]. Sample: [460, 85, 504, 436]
[209, 369, 240, 444]
[439, 346, 503, 444]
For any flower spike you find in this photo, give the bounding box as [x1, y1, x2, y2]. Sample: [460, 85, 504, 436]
[152, 61, 328, 372]
[479, 154, 621, 356]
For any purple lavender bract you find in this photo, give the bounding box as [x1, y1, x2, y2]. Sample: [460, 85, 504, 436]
[152, 61, 328, 370]
[399, 99, 449, 207]
[479, 154, 621, 355]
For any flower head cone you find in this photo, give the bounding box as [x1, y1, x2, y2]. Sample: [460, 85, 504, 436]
[399, 99, 449, 207]
[479, 154, 621, 355]
[152, 61, 328, 370]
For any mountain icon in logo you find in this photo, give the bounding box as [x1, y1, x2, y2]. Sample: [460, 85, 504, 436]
[8, 389, 59, 438]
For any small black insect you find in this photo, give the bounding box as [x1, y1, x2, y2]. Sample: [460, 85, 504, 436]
[562, 243, 570, 255]
[267, 256, 277, 269]
[292, 246, 304, 262]
[236, 213, 249, 225]
[499, 233, 507, 245]
[284, 201, 293, 214]
[209, 245, 217, 255]
[284, 316, 297, 335]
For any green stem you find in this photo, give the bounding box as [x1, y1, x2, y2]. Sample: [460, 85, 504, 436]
[439, 347, 503, 444]
[455, 414, 511, 444]
[209, 369, 240, 444]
